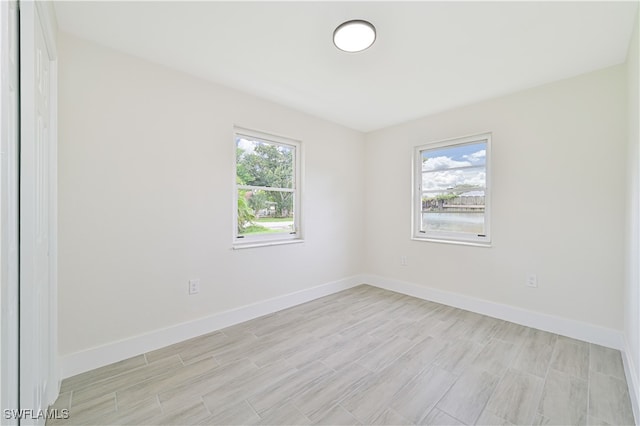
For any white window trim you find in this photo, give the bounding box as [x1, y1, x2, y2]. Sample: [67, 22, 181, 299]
[412, 133, 492, 247]
[232, 126, 303, 249]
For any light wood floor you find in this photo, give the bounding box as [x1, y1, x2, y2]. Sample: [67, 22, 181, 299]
[48, 285, 635, 425]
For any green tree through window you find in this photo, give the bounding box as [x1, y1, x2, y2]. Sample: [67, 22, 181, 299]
[235, 130, 300, 242]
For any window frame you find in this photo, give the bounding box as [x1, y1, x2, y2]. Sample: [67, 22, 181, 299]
[412, 133, 492, 247]
[233, 127, 303, 249]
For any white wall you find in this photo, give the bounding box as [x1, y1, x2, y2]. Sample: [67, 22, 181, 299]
[624, 11, 640, 422]
[57, 33, 365, 357]
[58, 28, 634, 384]
[364, 65, 627, 332]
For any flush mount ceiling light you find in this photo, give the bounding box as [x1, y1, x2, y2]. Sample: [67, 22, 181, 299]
[333, 20, 376, 53]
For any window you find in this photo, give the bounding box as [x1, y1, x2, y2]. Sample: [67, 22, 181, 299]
[234, 127, 302, 247]
[413, 133, 491, 245]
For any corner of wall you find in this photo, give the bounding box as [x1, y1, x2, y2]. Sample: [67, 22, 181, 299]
[624, 8, 640, 425]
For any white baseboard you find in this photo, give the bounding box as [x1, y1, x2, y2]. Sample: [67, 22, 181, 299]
[622, 335, 640, 425]
[59, 275, 364, 378]
[363, 274, 625, 350]
[60, 273, 626, 381]
[58, 273, 636, 424]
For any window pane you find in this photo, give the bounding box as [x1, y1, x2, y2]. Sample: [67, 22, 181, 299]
[422, 212, 485, 235]
[421, 189, 486, 235]
[236, 136, 294, 188]
[422, 166, 486, 191]
[237, 189, 295, 237]
[421, 142, 486, 172]
[415, 134, 490, 243]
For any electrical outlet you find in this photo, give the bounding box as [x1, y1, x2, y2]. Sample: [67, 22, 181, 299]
[526, 274, 538, 288]
[189, 279, 200, 295]
[400, 256, 408, 266]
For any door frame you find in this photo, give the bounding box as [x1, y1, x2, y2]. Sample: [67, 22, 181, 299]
[19, 0, 59, 419]
[0, 0, 20, 423]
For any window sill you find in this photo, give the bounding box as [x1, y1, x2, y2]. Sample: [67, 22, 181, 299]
[411, 237, 492, 248]
[232, 238, 304, 250]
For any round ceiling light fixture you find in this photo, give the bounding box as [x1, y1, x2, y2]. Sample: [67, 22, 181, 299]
[333, 20, 376, 53]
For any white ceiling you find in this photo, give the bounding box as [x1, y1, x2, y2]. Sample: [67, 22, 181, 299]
[54, 1, 638, 132]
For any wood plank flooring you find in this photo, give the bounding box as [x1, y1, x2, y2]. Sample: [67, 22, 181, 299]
[48, 285, 636, 425]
